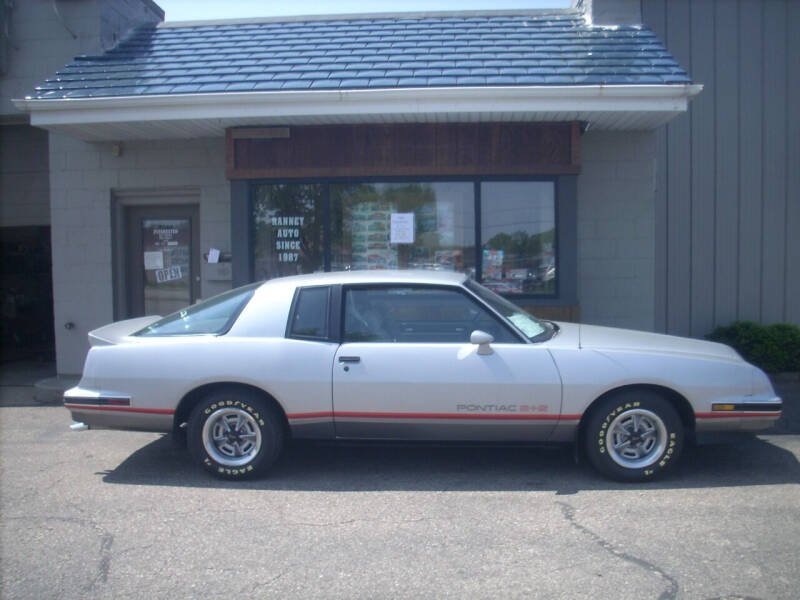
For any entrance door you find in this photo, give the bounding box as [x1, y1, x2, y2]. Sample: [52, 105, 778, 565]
[125, 205, 200, 318]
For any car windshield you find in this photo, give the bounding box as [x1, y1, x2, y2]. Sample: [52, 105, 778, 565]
[134, 282, 261, 337]
[465, 279, 551, 341]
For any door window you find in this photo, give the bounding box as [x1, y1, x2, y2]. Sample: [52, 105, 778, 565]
[123, 204, 200, 319]
[142, 218, 192, 316]
[343, 286, 519, 344]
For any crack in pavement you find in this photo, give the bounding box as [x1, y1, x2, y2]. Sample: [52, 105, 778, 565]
[286, 516, 432, 528]
[557, 501, 679, 600]
[3, 514, 114, 591]
[95, 533, 114, 585]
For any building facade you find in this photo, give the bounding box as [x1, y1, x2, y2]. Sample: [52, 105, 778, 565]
[0, 0, 163, 363]
[2, 0, 797, 376]
[643, 0, 800, 337]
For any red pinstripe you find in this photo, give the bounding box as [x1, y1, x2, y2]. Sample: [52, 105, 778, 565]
[65, 407, 780, 421]
[695, 412, 781, 419]
[65, 404, 175, 415]
[287, 411, 582, 421]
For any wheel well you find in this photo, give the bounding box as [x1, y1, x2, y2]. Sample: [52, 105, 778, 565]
[576, 384, 695, 447]
[173, 382, 290, 440]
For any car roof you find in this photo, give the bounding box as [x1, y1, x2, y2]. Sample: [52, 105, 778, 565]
[257, 269, 468, 289]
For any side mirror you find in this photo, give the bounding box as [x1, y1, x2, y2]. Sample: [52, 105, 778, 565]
[470, 330, 494, 355]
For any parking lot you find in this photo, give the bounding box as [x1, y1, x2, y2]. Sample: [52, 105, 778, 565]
[1, 381, 799, 599]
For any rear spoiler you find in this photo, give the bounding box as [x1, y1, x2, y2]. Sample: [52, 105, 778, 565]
[88, 316, 161, 347]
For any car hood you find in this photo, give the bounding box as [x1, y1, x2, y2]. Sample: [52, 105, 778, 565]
[574, 323, 742, 362]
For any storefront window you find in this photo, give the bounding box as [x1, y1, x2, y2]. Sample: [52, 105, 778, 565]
[252, 184, 324, 280]
[331, 182, 475, 274]
[248, 179, 559, 298]
[481, 182, 556, 295]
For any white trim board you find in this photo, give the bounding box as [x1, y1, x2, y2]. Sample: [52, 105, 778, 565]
[15, 84, 703, 141]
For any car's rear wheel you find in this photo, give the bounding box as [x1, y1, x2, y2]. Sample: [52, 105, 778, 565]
[584, 390, 684, 481]
[188, 390, 284, 479]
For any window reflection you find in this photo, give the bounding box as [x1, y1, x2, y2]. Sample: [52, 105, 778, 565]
[331, 182, 475, 275]
[250, 179, 558, 298]
[481, 182, 556, 295]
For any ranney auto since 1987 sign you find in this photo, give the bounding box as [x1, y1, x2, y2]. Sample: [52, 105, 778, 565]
[272, 215, 304, 263]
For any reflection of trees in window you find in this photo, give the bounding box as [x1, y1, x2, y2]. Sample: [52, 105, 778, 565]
[253, 184, 323, 280]
[485, 229, 555, 293]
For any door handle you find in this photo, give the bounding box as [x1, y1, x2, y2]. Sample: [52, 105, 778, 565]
[338, 356, 361, 363]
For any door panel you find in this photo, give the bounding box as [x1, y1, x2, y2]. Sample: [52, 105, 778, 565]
[332, 342, 562, 440]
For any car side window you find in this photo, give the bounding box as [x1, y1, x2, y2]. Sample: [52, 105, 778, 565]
[289, 286, 329, 339]
[343, 286, 519, 344]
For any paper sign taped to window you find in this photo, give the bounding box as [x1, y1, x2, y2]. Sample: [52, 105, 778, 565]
[390, 213, 415, 244]
[144, 251, 164, 270]
[207, 248, 220, 264]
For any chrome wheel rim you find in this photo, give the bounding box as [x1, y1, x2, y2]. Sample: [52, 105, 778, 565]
[202, 408, 262, 467]
[606, 408, 667, 469]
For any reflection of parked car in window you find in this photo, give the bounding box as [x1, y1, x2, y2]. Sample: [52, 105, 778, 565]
[66, 271, 782, 483]
[539, 263, 555, 282]
[483, 281, 518, 294]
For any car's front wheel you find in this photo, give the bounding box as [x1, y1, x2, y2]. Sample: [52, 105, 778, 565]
[584, 390, 684, 481]
[188, 390, 284, 479]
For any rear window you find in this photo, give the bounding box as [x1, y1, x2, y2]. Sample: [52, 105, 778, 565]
[135, 282, 260, 337]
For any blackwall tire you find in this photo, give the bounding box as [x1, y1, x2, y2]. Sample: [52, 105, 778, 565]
[584, 390, 684, 482]
[188, 390, 284, 480]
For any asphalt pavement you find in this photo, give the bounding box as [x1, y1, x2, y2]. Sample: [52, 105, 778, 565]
[1, 379, 798, 599]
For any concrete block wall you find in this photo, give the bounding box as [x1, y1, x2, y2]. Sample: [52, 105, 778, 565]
[1, 0, 102, 117]
[0, 125, 49, 226]
[49, 134, 229, 374]
[1, 0, 162, 117]
[577, 131, 656, 331]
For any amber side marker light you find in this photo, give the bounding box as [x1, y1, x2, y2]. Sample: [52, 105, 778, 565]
[712, 404, 736, 411]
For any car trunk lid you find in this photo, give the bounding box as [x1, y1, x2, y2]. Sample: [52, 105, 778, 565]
[88, 316, 161, 347]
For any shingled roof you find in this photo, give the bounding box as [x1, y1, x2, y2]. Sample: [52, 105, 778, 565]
[30, 12, 690, 100]
[16, 10, 701, 140]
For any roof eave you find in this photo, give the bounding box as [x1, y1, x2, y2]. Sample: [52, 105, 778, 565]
[13, 84, 703, 141]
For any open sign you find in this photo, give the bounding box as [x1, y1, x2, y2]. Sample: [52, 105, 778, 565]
[155, 266, 182, 283]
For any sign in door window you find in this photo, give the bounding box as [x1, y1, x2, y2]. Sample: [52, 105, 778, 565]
[142, 219, 191, 315]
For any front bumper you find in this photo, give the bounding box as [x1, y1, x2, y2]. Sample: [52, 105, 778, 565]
[695, 396, 783, 432]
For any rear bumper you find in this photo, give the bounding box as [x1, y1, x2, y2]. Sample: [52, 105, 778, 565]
[64, 386, 173, 432]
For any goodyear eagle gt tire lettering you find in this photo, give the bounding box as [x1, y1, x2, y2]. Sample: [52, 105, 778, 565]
[188, 390, 283, 480]
[584, 390, 684, 482]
